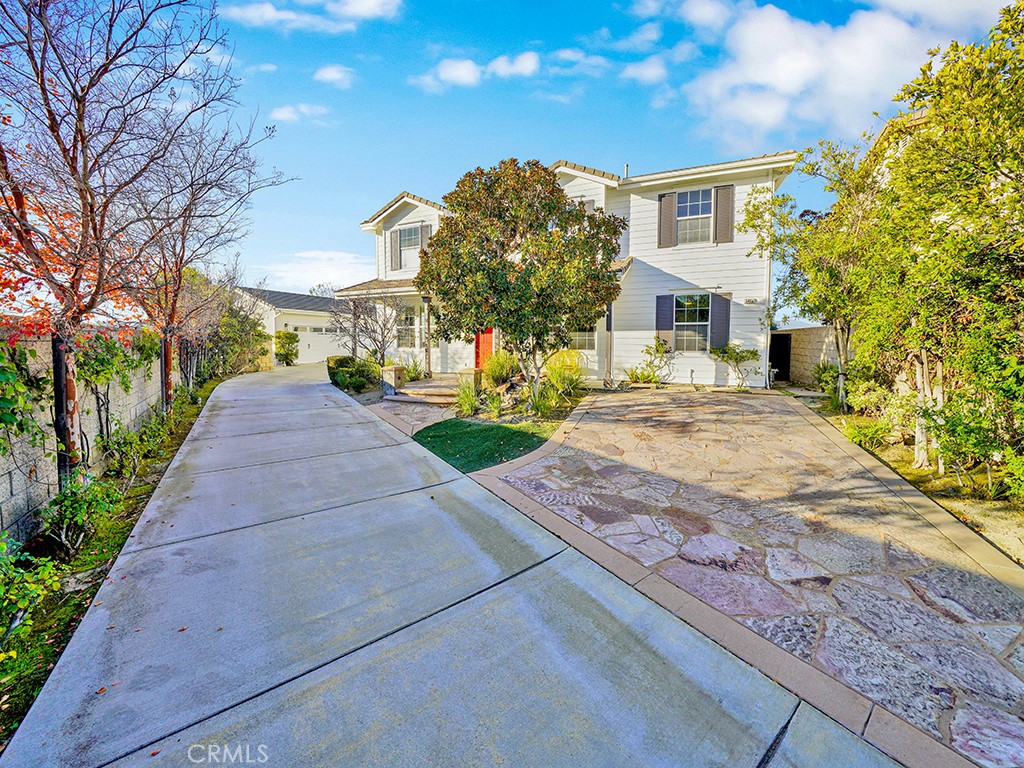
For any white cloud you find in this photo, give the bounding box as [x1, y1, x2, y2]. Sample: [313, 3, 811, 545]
[621, 54, 668, 85]
[257, 250, 376, 293]
[862, 0, 1005, 30]
[313, 64, 356, 88]
[550, 48, 611, 77]
[325, 0, 402, 19]
[410, 52, 543, 93]
[222, 2, 356, 33]
[436, 58, 483, 86]
[677, 0, 733, 32]
[629, 0, 669, 17]
[487, 52, 540, 78]
[669, 40, 698, 63]
[584, 21, 663, 53]
[248, 63, 278, 73]
[685, 5, 949, 137]
[269, 103, 330, 122]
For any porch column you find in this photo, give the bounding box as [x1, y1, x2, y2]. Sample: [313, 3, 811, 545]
[422, 295, 432, 378]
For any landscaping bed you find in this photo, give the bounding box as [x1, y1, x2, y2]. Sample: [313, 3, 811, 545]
[0, 377, 223, 750]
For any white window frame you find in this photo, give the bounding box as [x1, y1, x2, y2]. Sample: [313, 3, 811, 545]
[676, 189, 712, 245]
[673, 292, 711, 353]
[568, 327, 596, 351]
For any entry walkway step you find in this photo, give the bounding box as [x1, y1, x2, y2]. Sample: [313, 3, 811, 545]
[385, 393, 457, 405]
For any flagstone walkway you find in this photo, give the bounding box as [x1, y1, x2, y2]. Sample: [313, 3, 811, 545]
[500, 390, 1024, 768]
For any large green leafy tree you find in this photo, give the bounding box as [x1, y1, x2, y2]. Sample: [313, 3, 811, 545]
[415, 159, 625, 393]
[740, 138, 880, 409]
[857, 1, 1024, 473]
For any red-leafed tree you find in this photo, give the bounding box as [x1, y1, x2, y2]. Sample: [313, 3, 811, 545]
[0, 0, 238, 484]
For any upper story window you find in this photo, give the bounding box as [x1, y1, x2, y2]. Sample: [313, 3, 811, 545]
[399, 227, 421, 251]
[676, 189, 712, 244]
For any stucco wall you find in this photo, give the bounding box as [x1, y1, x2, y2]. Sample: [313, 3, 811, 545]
[777, 325, 838, 385]
[0, 338, 170, 542]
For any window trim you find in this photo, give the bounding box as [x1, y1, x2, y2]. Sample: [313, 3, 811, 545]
[568, 327, 597, 352]
[673, 292, 711, 353]
[396, 304, 418, 349]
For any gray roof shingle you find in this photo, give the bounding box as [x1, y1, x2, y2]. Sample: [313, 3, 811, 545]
[239, 287, 337, 313]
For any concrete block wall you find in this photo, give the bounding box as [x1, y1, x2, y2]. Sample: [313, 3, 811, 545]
[0, 337, 170, 542]
[781, 326, 839, 385]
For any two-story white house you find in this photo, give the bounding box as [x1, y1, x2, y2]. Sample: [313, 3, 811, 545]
[336, 152, 797, 387]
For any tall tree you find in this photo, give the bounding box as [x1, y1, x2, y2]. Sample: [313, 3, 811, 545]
[0, 0, 235, 483]
[740, 138, 880, 409]
[416, 159, 625, 394]
[130, 115, 285, 408]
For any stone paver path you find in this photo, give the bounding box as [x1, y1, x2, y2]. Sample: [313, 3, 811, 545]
[501, 391, 1024, 768]
[1, 367, 900, 767]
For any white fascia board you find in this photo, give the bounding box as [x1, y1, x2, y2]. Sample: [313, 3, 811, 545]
[620, 153, 798, 190]
[553, 167, 620, 188]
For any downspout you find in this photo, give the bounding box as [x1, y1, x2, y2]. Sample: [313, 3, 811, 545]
[764, 169, 775, 388]
[604, 302, 614, 388]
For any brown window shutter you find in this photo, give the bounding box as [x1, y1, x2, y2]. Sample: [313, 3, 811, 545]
[419, 223, 432, 254]
[710, 292, 732, 348]
[390, 230, 401, 271]
[657, 193, 677, 248]
[713, 185, 735, 244]
[655, 294, 675, 350]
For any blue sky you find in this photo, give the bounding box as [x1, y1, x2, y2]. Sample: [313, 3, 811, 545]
[217, 0, 1005, 293]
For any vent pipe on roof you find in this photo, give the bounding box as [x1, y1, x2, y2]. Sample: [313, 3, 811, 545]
[624, 163, 629, 178]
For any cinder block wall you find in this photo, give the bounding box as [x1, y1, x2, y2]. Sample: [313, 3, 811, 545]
[0, 337, 169, 542]
[782, 326, 839, 385]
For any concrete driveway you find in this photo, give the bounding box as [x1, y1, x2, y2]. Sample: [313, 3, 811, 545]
[2, 367, 897, 767]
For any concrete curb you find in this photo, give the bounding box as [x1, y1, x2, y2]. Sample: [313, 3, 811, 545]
[469, 390, 984, 768]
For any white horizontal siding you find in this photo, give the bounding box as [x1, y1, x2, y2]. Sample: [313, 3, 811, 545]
[558, 174, 607, 210]
[379, 202, 443, 281]
[606, 172, 772, 387]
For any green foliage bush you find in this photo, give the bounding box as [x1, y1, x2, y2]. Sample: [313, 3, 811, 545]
[625, 336, 672, 384]
[405, 358, 425, 382]
[842, 419, 890, 450]
[0, 344, 48, 455]
[813, 361, 840, 395]
[0, 534, 61, 662]
[456, 378, 479, 416]
[525, 383, 558, 418]
[485, 390, 502, 419]
[330, 367, 368, 393]
[1004, 447, 1024, 502]
[546, 361, 584, 397]
[38, 471, 122, 560]
[710, 343, 761, 387]
[274, 330, 299, 366]
[846, 379, 890, 417]
[484, 349, 519, 386]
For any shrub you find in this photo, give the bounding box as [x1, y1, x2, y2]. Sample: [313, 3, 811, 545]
[347, 376, 368, 394]
[709, 343, 761, 387]
[813, 361, 840, 395]
[274, 331, 299, 366]
[842, 419, 889, 450]
[882, 393, 917, 437]
[355, 356, 381, 384]
[326, 355, 357, 374]
[625, 336, 672, 383]
[484, 349, 519, 386]
[525, 384, 558, 418]
[1004, 447, 1024, 503]
[0, 534, 61, 661]
[405, 358, 425, 382]
[846, 379, 890, 417]
[546, 361, 584, 397]
[456, 378, 479, 416]
[485, 390, 502, 419]
[38, 471, 122, 560]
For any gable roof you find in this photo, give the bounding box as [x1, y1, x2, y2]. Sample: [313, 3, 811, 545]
[238, 286, 336, 313]
[361, 191, 445, 226]
[550, 160, 621, 185]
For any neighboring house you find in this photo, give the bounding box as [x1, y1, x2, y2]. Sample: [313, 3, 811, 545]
[237, 287, 344, 366]
[336, 152, 797, 386]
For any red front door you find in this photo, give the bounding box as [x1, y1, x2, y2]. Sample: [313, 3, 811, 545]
[474, 328, 494, 369]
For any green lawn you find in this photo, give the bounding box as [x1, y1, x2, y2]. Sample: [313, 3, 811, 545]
[413, 418, 558, 473]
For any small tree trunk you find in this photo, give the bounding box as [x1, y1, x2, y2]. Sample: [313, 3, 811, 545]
[912, 353, 930, 469]
[933, 357, 944, 475]
[51, 333, 83, 489]
[833, 321, 849, 413]
[160, 332, 174, 410]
